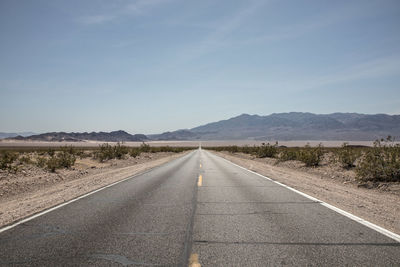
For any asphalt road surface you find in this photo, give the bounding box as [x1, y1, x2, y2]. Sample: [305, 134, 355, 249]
[0, 149, 399, 266]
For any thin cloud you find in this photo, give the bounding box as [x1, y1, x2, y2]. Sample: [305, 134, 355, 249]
[191, 54, 400, 95]
[233, 1, 381, 46]
[76, 0, 173, 25]
[176, 0, 268, 63]
[77, 15, 115, 25]
[111, 39, 138, 48]
[125, 0, 172, 15]
[306, 55, 400, 89]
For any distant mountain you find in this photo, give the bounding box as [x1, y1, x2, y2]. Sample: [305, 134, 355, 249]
[0, 132, 37, 139]
[153, 112, 400, 141]
[9, 130, 148, 142]
[149, 130, 200, 141]
[5, 113, 400, 142]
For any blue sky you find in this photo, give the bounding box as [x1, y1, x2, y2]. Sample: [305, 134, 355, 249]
[1, 0, 399, 134]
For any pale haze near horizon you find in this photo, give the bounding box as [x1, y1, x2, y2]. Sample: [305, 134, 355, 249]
[0, 0, 399, 134]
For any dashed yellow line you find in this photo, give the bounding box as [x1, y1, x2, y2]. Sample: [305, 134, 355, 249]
[189, 253, 201, 267]
[200, 163, 202, 168]
[197, 175, 202, 187]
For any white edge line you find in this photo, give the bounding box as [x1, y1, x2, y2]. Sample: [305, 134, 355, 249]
[0, 151, 194, 234]
[208, 151, 400, 243]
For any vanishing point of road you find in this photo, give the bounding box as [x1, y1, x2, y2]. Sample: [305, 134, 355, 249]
[0, 149, 399, 266]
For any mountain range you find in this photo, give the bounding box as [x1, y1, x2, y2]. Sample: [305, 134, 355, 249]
[151, 112, 400, 141]
[0, 132, 37, 139]
[6, 130, 148, 142]
[2, 112, 400, 142]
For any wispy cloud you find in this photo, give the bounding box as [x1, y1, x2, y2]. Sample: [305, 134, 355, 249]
[304, 55, 400, 89]
[77, 15, 115, 25]
[233, 1, 381, 46]
[174, 1, 382, 58]
[218, 55, 400, 93]
[76, 0, 173, 25]
[175, 0, 268, 63]
[125, 0, 172, 15]
[111, 39, 138, 48]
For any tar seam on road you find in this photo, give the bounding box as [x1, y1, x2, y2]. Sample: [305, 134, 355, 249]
[0, 151, 195, 234]
[181, 174, 200, 267]
[210, 151, 400, 243]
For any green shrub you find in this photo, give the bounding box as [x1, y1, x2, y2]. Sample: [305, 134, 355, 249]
[19, 154, 33, 165]
[61, 145, 76, 155]
[38, 151, 47, 156]
[79, 151, 92, 158]
[146, 146, 192, 153]
[173, 147, 192, 153]
[153, 146, 169, 153]
[47, 148, 55, 157]
[96, 143, 115, 162]
[149, 146, 160, 153]
[36, 156, 47, 168]
[278, 149, 298, 162]
[114, 142, 129, 159]
[228, 146, 239, 153]
[46, 157, 59, 172]
[95, 143, 129, 161]
[46, 151, 76, 172]
[257, 143, 278, 158]
[242, 145, 259, 155]
[57, 150, 76, 168]
[337, 143, 360, 169]
[0, 151, 18, 170]
[298, 144, 324, 167]
[356, 140, 400, 182]
[140, 143, 151, 153]
[129, 148, 141, 158]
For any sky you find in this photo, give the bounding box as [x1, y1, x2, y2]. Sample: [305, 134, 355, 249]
[1, 0, 400, 134]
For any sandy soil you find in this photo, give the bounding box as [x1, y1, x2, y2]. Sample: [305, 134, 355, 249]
[0, 152, 189, 228]
[212, 151, 400, 235]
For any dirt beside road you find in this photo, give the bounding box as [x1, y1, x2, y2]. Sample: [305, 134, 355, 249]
[212, 151, 400, 235]
[0, 152, 189, 228]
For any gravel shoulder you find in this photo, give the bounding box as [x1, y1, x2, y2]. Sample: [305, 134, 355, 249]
[0, 151, 190, 228]
[211, 151, 400, 235]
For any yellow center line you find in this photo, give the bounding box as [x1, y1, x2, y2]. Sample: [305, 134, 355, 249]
[197, 175, 202, 187]
[189, 253, 201, 267]
[199, 163, 202, 168]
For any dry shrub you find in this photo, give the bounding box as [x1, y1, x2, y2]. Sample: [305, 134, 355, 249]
[337, 143, 361, 169]
[257, 142, 278, 158]
[356, 139, 400, 182]
[297, 144, 324, 167]
[0, 151, 18, 170]
[46, 150, 76, 172]
[278, 149, 298, 162]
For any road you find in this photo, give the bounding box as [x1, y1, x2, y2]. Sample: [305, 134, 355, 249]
[0, 149, 399, 266]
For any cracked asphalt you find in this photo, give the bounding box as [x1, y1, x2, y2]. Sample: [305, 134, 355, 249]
[0, 149, 399, 266]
